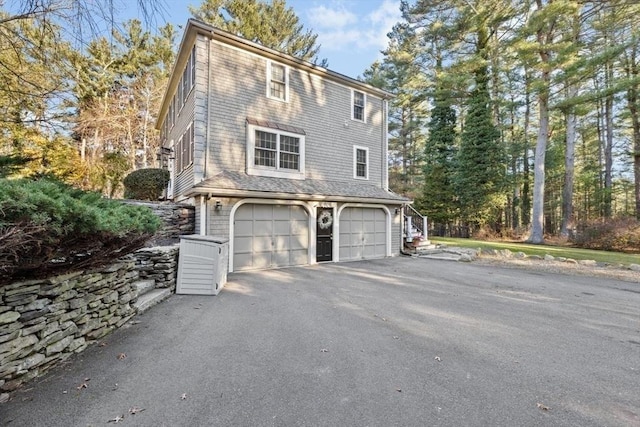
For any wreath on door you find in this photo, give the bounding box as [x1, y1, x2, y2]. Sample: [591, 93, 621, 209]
[318, 210, 333, 229]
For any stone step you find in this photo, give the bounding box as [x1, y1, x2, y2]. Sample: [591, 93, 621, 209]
[133, 279, 155, 297]
[133, 288, 172, 314]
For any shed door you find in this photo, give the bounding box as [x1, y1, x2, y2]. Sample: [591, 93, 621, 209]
[234, 204, 309, 271]
[339, 207, 387, 261]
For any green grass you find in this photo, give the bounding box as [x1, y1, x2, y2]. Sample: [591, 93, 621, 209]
[431, 237, 640, 266]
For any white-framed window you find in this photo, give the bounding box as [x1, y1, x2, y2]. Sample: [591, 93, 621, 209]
[354, 146, 368, 180]
[247, 123, 304, 179]
[352, 90, 366, 122]
[267, 61, 288, 102]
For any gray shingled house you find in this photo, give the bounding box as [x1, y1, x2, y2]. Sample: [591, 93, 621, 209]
[156, 19, 411, 272]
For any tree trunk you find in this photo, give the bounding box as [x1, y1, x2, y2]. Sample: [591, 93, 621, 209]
[561, 93, 577, 238]
[622, 41, 640, 219]
[522, 68, 531, 227]
[604, 62, 614, 218]
[530, 83, 548, 244]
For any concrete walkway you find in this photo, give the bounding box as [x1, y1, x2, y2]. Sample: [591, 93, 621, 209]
[1, 257, 638, 426]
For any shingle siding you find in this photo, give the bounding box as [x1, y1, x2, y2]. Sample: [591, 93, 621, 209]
[203, 40, 386, 186]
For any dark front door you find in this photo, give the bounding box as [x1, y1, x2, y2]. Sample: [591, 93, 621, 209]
[316, 207, 333, 262]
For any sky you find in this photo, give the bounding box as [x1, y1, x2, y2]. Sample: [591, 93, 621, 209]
[124, 0, 402, 79]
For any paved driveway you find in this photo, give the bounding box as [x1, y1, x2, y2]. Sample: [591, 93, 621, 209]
[1, 258, 639, 426]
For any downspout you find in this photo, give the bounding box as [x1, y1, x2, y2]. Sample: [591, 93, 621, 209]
[382, 98, 389, 190]
[200, 195, 208, 236]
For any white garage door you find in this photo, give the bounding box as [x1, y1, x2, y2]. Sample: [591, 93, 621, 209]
[339, 207, 387, 261]
[234, 204, 309, 271]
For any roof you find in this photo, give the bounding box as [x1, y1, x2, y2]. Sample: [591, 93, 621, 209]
[156, 19, 394, 129]
[186, 171, 410, 204]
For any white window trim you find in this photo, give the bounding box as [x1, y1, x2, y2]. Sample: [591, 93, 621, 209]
[266, 60, 289, 102]
[246, 123, 305, 180]
[351, 89, 366, 123]
[353, 145, 369, 180]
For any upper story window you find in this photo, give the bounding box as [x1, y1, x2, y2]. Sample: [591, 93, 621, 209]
[247, 120, 305, 180]
[175, 121, 194, 175]
[352, 90, 366, 122]
[267, 61, 288, 102]
[354, 146, 368, 180]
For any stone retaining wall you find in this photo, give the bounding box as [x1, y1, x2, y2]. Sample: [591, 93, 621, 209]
[0, 260, 139, 398]
[134, 246, 180, 290]
[0, 244, 182, 401]
[123, 200, 195, 242]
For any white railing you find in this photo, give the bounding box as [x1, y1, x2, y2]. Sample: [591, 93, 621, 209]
[403, 205, 428, 243]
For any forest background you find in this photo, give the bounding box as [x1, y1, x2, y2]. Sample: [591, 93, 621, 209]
[1, 0, 639, 247]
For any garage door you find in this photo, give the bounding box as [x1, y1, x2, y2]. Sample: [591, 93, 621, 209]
[339, 207, 387, 261]
[233, 204, 309, 271]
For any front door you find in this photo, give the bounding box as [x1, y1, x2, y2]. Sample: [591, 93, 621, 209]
[316, 207, 333, 262]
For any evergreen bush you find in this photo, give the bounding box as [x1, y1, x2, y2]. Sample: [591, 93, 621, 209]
[123, 168, 170, 201]
[0, 178, 161, 283]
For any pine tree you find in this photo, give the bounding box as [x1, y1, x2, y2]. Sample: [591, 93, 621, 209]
[421, 95, 458, 225]
[456, 75, 505, 228]
[190, 0, 326, 65]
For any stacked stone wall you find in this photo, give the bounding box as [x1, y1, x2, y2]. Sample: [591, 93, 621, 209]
[134, 246, 180, 290]
[122, 200, 195, 242]
[0, 261, 139, 399]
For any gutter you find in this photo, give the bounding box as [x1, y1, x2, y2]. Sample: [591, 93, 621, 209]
[183, 187, 409, 205]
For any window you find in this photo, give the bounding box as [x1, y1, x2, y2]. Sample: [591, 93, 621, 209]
[174, 122, 194, 174]
[267, 61, 288, 101]
[352, 90, 365, 122]
[247, 123, 305, 179]
[354, 146, 368, 179]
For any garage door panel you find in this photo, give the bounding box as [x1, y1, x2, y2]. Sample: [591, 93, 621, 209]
[273, 236, 290, 251]
[290, 249, 307, 265]
[234, 204, 309, 271]
[252, 236, 272, 252]
[339, 207, 387, 262]
[255, 220, 273, 236]
[363, 220, 376, 233]
[274, 220, 291, 235]
[291, 219, 307, 234]
[234, 236, 253, 253]
[235, 220, 254, 236]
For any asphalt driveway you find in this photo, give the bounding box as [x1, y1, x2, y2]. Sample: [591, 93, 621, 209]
[1, 257, 639, 426]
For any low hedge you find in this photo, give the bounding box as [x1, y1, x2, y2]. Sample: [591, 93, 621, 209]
[123, 168, 170, 201]
[0, 178, 162, 283]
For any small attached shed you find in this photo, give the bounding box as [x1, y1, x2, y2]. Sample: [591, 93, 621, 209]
[176, 235, 229, 295]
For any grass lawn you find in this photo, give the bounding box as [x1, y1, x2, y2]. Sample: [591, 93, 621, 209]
[431, 237, 640, 266]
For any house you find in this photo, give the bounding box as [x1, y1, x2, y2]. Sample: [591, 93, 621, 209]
[156, 19, 411, 273]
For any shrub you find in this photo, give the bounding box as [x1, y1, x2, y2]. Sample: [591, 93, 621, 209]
[123, 168, 170, 201]
[0, 178, 162, 283]
[572, 218, 640, 253]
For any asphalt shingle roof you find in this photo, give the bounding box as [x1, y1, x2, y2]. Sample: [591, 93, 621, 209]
[192, 171, 409, 202]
